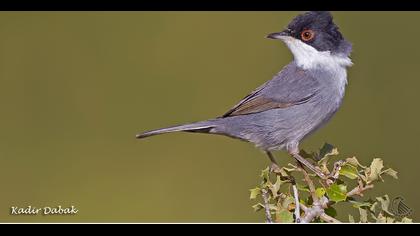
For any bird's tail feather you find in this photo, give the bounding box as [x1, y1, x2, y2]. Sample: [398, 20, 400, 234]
[135, 120, 218, 139]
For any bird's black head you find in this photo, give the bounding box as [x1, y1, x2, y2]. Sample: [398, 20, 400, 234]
[267, 11, 351, 55]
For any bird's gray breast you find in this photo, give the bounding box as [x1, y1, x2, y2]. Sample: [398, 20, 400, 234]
[250, 67, 347, 150]
[299, 67, 347, 138]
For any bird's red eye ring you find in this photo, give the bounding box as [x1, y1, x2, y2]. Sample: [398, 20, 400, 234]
[301, 29, 315, 42]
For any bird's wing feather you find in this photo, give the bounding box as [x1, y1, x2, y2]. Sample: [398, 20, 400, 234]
[222, 63, 320, 117]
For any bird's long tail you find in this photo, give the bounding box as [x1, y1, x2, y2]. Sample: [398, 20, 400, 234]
[135, 119, 219, 139]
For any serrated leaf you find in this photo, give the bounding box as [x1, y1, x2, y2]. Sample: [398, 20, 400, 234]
[381, 168, 398, 179]
[269, 176, 283, 198]
[326, 183, 347, 202]
[260, 167, 270, 182]
[275, 208, 294, 223]
[339, 163, 359, 179]
[367, 158, 384, 183]
[348, 214, 355, 223]
[315, 187, 326, 199]
[346, 156, 367, 169]
[359, 208, 368, 223]
[401, 217, 413, 223]
[297, 183, 310, 193]
[317, 143, 338, 173]
[375, 213, 394, 223]
[319, 143, 339, 159]
[376, 195, 394, 216]
[370, 201, 379, 214]
[249, 187, 261, 200]
[283, 164, 298, 172]
[252, 203, 264, 212]
[349, 200, 372, 209]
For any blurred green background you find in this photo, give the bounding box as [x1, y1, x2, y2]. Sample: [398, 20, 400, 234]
[0, 11, 419, 222]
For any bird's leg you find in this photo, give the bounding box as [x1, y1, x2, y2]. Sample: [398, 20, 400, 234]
[291, 152, 326, 179]
[266, 151, 281, 173]
[286, 142, 327, 180]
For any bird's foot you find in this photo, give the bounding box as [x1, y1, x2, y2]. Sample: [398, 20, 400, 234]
[269, 162, 282, 174]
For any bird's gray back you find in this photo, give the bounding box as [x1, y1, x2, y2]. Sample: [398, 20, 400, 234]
[212, 62, 347, 151]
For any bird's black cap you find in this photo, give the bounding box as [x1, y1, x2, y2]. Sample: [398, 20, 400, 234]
[268, 11, 352, 55]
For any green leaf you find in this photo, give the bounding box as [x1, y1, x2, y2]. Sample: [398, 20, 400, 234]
[275, 208, 294, 223]
[359, 208, 368, 223]
[317, 143, 339, 173]
[319, 143, 339, 159]
[381, 168, 398, 179]
[367, 158, 384, 183]
[249, 187, 261, 200]
[315, 187, 326, 199]
[326, 183, 347, 202]
[297, 183, 310, 193]
[283, 164, 298, 172]
[324, 207, 337, 218]
[260, 167, 270, 182]
[339, 163, 359, 179]
[252, 203, 264, 212]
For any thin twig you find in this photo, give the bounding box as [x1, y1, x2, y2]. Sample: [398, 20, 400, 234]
[326, 160, 346, 186]
[297, 162, 318, 202]
[292, 183, 301, 223]
[347, 178, 374, 197]
[261, 189, 273, 223]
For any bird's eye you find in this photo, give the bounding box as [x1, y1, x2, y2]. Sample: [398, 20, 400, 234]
[301, 29, 315, 42]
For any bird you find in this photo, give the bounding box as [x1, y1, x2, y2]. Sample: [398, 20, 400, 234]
[136, 11, 353, 179]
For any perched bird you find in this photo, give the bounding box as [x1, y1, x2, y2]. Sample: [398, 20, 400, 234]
[136, 11, 352, 178]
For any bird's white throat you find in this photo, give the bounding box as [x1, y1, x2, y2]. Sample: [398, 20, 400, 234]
[282, 37, 352, 99]
[282, 37, 353, 71]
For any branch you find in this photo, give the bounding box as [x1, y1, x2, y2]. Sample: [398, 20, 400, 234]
[292, 183, 301, 223]
[296, 163, 341, 223]
[261, 189, 273, 223]
[299, 197, 341, 223]
[320, 212, 342, 223]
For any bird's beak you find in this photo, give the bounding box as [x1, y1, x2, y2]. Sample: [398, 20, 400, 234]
[266, 29, 292, 40]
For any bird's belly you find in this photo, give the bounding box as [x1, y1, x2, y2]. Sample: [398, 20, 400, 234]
[251, 94, 343, 150]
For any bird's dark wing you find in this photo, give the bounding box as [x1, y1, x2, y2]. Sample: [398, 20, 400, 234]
[222, 63, 320, 117]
